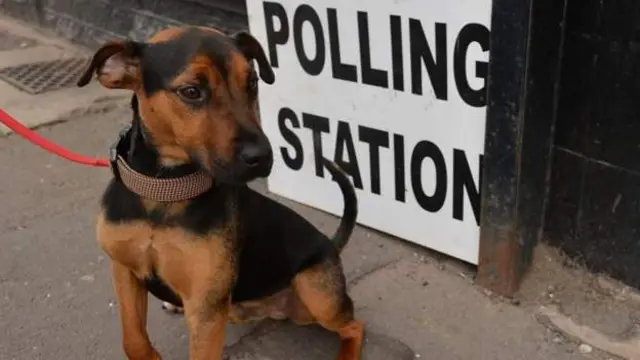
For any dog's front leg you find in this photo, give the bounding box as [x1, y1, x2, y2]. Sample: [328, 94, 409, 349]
[183, 296, 229, 360]
[112, 262, 161, 360]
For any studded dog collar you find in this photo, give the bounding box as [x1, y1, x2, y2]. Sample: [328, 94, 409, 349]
[109, 124, 213, 202]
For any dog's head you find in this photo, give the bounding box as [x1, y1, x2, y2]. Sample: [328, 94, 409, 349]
[78, 27, 275, 184]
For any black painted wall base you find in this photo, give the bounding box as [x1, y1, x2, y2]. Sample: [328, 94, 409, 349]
[0, 0, 248, 48]
[544, 0, 640, 289]
[546, 149, 640, 287]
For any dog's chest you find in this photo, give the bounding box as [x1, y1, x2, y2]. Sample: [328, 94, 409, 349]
[97, 213, 236, 295]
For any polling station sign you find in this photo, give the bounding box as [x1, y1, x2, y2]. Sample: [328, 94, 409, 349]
[247, 0, 491, 264]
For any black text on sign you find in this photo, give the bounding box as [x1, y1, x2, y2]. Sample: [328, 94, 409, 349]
[247, 0, 492, 264]
[263, 2, 490, 107]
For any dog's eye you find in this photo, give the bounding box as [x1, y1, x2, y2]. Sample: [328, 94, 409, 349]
[247, 74, 258, 92]
[177, 86, 204, 102]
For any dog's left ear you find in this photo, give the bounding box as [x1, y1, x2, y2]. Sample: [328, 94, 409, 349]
[77, 40, 144, 90]
[232, 31, 275, 85]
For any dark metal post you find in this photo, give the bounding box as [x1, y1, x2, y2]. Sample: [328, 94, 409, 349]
[477, 0, 569, 296]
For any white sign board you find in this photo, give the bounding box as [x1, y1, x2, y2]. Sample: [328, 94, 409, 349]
[247, 0, 492, 264]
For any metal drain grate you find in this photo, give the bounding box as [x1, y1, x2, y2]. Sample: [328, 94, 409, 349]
[0, 57, 88, 95]
[0, 30, 38, 51]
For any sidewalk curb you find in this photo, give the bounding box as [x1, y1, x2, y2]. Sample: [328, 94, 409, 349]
[0, 15, 132, 136]
[1, 92, 130, 136]
[536, 305, 640, 360]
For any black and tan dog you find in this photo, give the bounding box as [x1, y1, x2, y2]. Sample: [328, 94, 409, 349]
[76, 26, 363, 360]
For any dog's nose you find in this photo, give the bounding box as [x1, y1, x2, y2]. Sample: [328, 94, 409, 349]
[239, 143, 271, 168]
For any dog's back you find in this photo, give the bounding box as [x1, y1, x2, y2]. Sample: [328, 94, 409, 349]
[233, 162, 357, 302]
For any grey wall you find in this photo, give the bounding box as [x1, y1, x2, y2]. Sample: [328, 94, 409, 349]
[0, 0, 248, 48]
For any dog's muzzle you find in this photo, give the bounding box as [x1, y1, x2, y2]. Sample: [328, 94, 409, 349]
[236, 138, 273, 180]
[210, 134, 273, 184]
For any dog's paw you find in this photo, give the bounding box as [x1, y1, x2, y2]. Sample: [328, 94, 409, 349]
[161, 302, 184, 314]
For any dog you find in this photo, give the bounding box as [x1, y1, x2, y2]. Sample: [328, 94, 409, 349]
[76, 26, 364, 360]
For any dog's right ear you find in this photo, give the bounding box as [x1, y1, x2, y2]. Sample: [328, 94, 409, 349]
[232, 31, 275, 85]
[77, 40, 144, 89]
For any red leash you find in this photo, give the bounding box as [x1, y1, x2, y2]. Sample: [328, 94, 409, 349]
[0, 108, 110, 167]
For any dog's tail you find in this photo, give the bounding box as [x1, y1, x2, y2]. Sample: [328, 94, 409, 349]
[322, 158, 358, 252]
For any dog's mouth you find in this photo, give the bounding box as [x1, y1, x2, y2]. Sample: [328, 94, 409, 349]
[196, 154, 273, 185]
